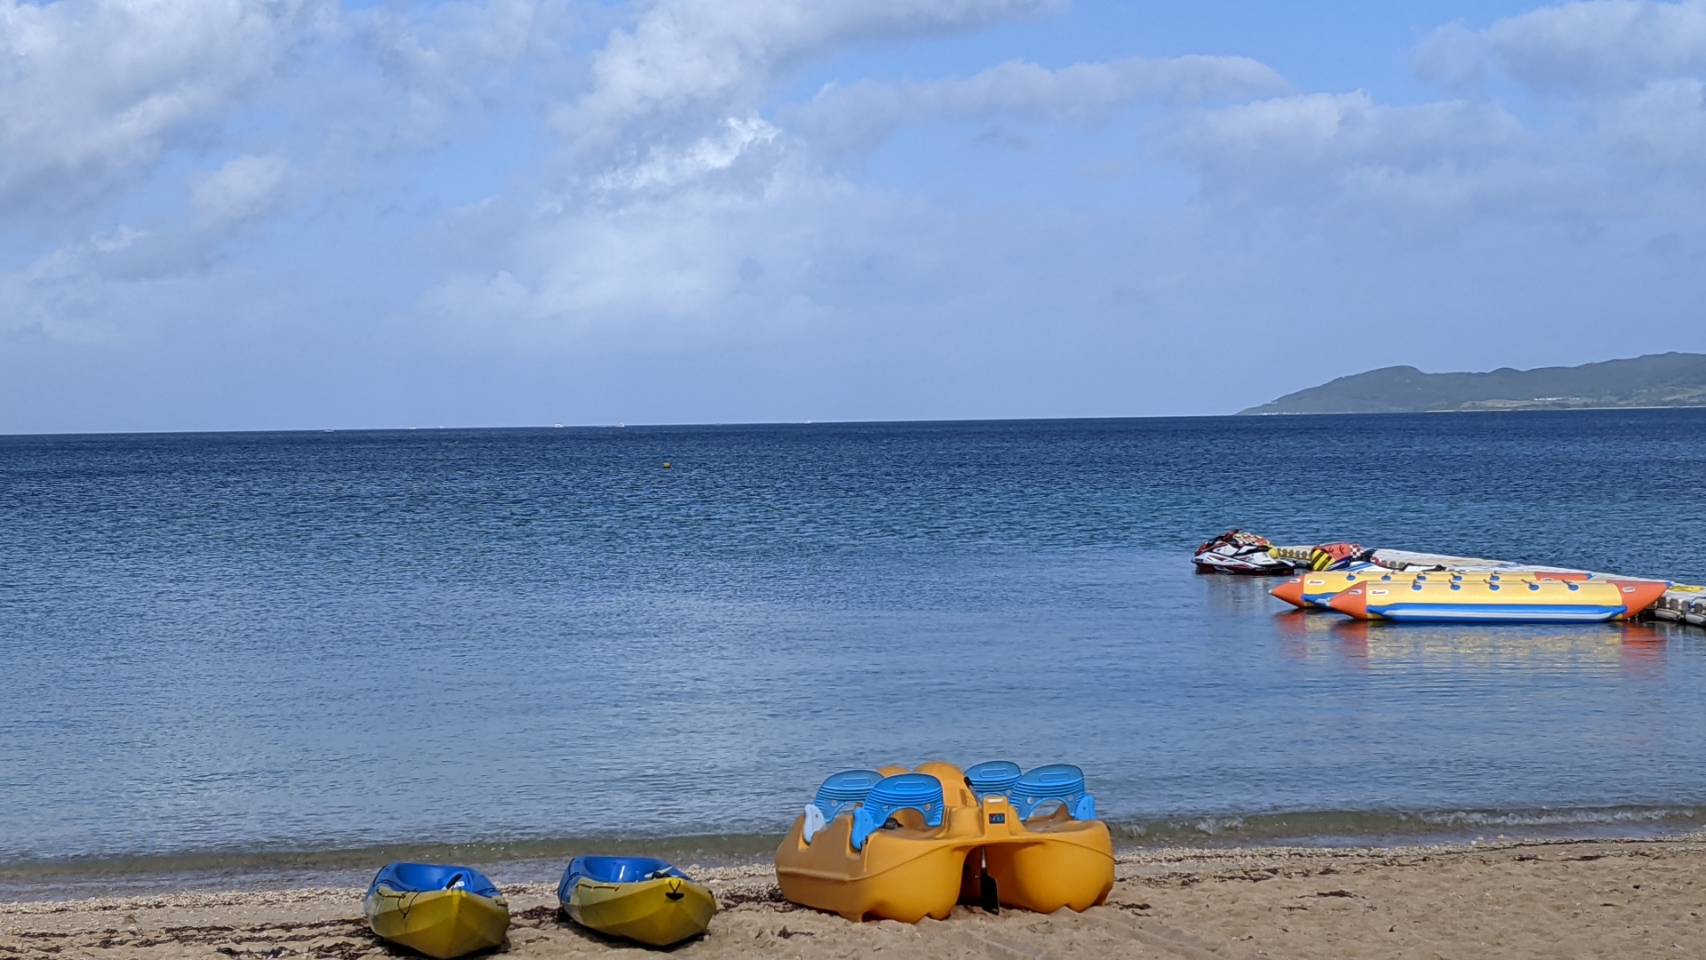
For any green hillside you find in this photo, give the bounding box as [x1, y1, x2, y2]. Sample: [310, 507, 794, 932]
[1241, 352, 1706, 415]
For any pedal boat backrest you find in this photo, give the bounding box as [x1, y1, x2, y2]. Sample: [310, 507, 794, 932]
[812, 769, 885, 821]
[850, 773, 945, 850]
[803, 769, 885, 844]
[1010, 764, 1096, 821]
[964, 760, 1022, 799]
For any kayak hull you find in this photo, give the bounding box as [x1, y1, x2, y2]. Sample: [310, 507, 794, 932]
[563, 876, 716, 947]
[365, 887, 509, 959]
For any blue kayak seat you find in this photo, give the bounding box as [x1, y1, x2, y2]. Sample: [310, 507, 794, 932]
[812, 769, 885, 821]
[964, 760, 1022, 798]
[557, 856, 687, 902]
[1010, 764, 1096, 821]
[367, 862, 501, 899]
[851, 773, 944, 850]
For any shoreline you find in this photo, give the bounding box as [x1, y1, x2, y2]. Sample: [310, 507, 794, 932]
[7, 837, 1706, 957]
[12, 806, 1706, 902]
[13, 815, 1706, 907]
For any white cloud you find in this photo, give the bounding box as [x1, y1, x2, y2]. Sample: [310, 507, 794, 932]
[1417, 0, 1706, 94]
[420, 171, 850, 350]
[1, 153, 295, 342]
[343, 0, 574, 151]
[788, 54, 1288, 154]
[0, 0, 324, 214]
[1587, 77, 1706, 162]
[1158, 93, 1548, 221]
[1164, 1, 1706, 231]
[556, 0, 1055, 163]
[596, 116, 782, 193]
[190, 154, 293, 224]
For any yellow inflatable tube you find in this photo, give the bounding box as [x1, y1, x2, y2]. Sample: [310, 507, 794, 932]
[774, 762, 1114, 923]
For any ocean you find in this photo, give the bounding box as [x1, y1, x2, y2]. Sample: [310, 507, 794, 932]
[3, 410, 1705, 891]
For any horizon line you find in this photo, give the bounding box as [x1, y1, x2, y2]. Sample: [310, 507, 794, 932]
[5, 405, 1702, 441]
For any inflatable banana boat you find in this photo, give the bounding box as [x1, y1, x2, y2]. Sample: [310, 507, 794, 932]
[775, 761, 1114, 923]
[558, 856, 716, 947]
[1271, 568, 1592, 609]
[1326, 578, 1668, 622]
[364, 862, 509, 959]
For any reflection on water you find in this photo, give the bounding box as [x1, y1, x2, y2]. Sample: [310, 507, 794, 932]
[1268, 607, 1690, 677]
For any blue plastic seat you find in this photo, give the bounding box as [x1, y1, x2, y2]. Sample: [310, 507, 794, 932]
[813, 769, 885, 821]
[964, 760, 1022, 798]
[1010, 764, 1096, 821]
[367, 862, 501, 899]
[850, 773, 945, 850]
[557, 856, 688, 902]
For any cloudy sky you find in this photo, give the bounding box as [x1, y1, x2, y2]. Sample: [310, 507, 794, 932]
[2, 0, 1704, 431]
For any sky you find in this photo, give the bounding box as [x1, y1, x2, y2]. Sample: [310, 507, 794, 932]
[2, 0, 1705, 432]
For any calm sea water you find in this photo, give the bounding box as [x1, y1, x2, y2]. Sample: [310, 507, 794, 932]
[3, 411, 1706, 878]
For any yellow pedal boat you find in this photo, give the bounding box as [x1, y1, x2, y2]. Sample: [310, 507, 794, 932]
[558, 856, 716, 947]
[775, 761, 1114, 923]
[364, 862, 509, 959]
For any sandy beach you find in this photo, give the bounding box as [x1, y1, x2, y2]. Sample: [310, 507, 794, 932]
[6, 838, 1705, 958]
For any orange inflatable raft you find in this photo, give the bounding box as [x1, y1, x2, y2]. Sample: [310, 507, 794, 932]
[774, 762, 1114, 923]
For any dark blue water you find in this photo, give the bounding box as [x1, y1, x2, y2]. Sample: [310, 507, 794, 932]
[3, 411, 1705, 869]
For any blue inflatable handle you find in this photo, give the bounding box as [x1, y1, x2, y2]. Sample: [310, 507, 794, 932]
[850, 774, 944, 850]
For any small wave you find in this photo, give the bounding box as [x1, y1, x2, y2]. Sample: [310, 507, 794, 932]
[1109, 805, 1706, 846]
[0, 834, 781, 900]
[7, 805, 1705, 899]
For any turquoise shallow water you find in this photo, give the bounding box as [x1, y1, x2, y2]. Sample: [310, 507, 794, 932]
[2, 410, 1705, 874]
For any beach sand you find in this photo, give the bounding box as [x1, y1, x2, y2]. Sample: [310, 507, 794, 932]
[5, 838, 1705, 958]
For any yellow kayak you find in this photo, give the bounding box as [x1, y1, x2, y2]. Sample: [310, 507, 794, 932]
[558, 856, 716, 947]
[364, 862, 509, 959]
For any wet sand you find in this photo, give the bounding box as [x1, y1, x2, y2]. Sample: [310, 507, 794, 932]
[5, 838, 1705, 958]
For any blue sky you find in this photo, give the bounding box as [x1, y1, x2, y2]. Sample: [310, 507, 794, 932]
[2, 0, 1704, 432]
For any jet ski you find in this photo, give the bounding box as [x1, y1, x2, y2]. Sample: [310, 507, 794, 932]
[1192, 530, 1299, 575]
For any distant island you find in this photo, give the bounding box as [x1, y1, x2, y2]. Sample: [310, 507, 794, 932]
[1241, 352, 1706, 415]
